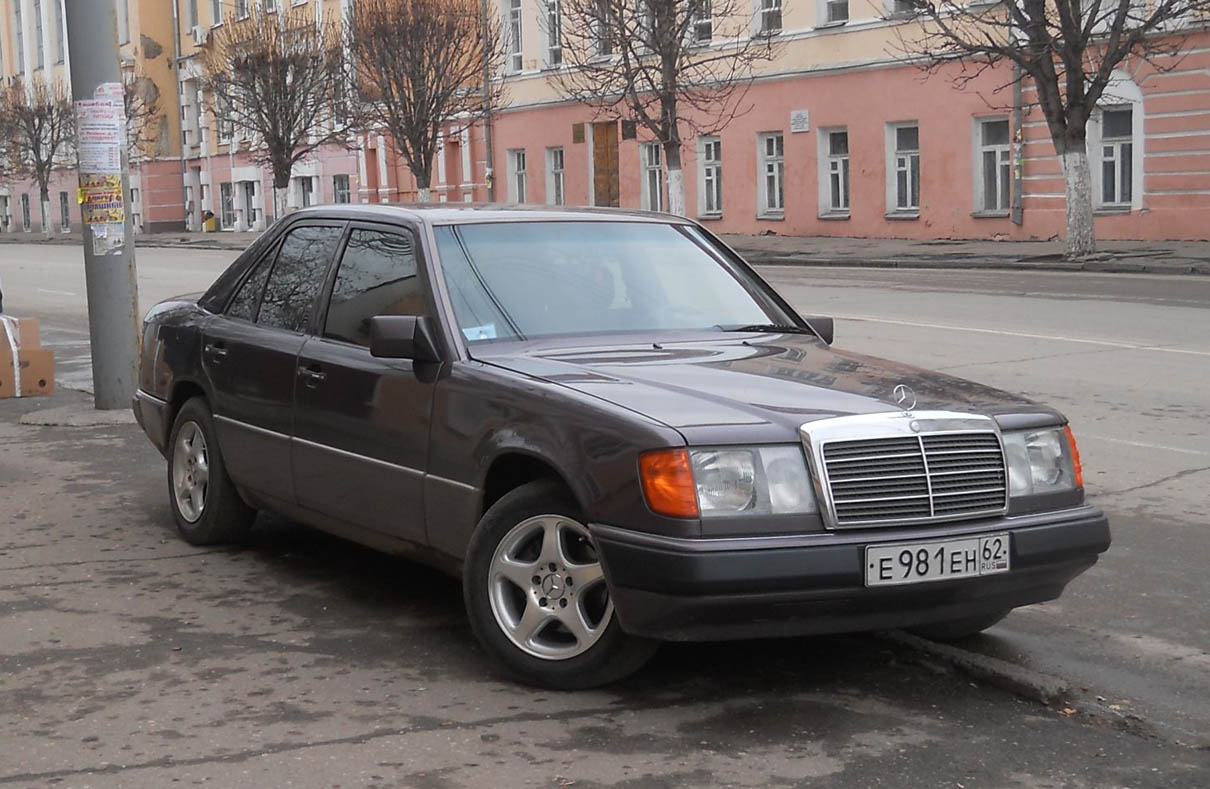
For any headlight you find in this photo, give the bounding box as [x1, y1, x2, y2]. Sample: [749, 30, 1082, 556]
[690, 449, 757, 513]
[690, 446, 816, 516]
[640, 446, 818, 518]
[1002, 427, 1081, 497]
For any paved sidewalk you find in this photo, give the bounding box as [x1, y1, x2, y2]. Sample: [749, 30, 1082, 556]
[4, 227, 1208, 275]
[719, 233, 1210, 276]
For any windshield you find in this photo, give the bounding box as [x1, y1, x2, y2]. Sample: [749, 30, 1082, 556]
[433, 221, 793, 343]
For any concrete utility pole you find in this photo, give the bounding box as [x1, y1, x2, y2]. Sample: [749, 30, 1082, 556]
[64, 0, 140, 410]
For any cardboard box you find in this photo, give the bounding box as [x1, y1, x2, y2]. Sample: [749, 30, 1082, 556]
[0, 347, 55, 398]
[0, 317, 40, 356]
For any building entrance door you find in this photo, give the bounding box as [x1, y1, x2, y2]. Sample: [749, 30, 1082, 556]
[592, 121, 620, 207]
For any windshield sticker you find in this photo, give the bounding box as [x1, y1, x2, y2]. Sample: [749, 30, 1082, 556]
[463, 324, 497, 341]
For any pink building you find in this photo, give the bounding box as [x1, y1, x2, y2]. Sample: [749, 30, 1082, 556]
[484, 3, 1210, 242]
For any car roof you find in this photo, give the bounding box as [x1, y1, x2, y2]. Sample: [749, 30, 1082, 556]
[286, 203, 694, 227]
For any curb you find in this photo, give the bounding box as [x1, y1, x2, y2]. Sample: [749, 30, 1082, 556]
[740, 253, 1210, 276]
[876, 629, 1069, 705]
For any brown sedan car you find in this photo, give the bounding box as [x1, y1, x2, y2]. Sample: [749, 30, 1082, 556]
[133, 206, 1110, 687]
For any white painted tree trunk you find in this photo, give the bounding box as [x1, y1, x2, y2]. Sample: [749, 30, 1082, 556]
[417, 187, 431, 203]
[40, 196, 53, 240]
[666, 166, 686, 217]
[273, 187, 288, 224]
[1060, 147, 1095, 258]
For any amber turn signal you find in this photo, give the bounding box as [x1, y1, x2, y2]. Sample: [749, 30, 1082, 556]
[1063, 425, 1084, 489]
[639, 448, 700, 519]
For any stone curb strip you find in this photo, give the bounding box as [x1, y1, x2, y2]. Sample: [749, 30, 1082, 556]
[743, 253, 1210, 277]
[876, 629, 1069, 706]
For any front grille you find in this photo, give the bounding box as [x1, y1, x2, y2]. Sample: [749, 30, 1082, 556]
[821, 431, 1007, 527]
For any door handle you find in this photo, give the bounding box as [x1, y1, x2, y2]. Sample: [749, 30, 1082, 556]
[298, 365, 326, 387]
[203, 342, 228, 362]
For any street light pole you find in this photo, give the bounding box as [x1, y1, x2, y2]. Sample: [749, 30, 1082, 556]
[64, 0, 140, 410]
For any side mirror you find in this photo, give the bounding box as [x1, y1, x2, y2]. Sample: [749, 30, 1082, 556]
[803, 316, 833, 346]
[369, 315, 441, 362]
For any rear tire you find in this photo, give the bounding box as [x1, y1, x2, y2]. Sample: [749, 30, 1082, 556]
[463, 479, 658, 689]
[167, 397, 255, 546]
[908, 610, 1010, 641]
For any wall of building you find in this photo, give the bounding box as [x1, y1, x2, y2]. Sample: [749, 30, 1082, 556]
[490, 2, 1210, 242]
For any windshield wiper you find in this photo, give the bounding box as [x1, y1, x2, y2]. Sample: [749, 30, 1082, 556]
[719, 323, 818, 335]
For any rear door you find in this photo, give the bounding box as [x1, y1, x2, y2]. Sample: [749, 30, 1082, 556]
[291, 222, 439, 545]
[203, 221, 345, 506]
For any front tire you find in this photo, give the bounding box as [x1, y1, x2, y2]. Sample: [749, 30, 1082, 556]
[167, 397, 255, 546]
[463, 480, 658, 689]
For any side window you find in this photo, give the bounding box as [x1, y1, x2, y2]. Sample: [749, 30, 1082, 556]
[257, 225, 344, 333]
[324, 229, 424, 347]
[226, 253, 274, 321]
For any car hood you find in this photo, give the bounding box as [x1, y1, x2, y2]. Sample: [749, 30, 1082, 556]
[476, 333, 1058, 444]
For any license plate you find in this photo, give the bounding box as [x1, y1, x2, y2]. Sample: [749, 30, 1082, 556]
[865, 533, 1010, 587]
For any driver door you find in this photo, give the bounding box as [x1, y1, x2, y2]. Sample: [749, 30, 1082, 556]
[291, 223, 438, 546]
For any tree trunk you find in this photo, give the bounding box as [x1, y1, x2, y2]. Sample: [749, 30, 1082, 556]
[417, 187, 431, 203]
[39, 185, 52, 240]
[1059, 143, 1095, 258]
[664, 142, 685, 217]
[273, 186, 288, 224]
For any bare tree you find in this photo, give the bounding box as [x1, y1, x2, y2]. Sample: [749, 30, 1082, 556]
[898, 1, 1209, 257]
[0, 79, 75, 239]
[552, 0, 779, 215]
[200, 4, 353, 219]
[347, 0, 504, 202]
[123, 69, 163, 164]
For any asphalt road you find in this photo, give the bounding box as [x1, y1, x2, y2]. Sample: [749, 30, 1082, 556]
[2, 244, 1209, 786]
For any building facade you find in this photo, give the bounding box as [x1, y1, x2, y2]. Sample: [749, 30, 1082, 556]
[486, 1, 1210, 241]
[0, 0, 185, 234]
[3, 1, 1207, 240]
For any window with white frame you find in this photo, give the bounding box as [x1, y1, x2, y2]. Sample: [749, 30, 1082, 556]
[219, 183, 235, 229]
[594, 0, 614, 56]
[55, 0, 65, 62]
[641, 143, 664, 212]
[508, 149, 527, 203]
[887, 0, 914, 16]
[507, 0, 523, 72]
[822, 0, 848, 24]
[13, 3, 24, 73]
[188, 0, 198, 27]
[758, 0, 782, 36]
[888, 123, 920, 213]
[299, 176, 315, 207]
[691, 0, 712, 43]
[547, 0, 563, 66]
[819, 128, 849, 215]
[757, 132, 785, 216]
[1099, 106, 1133, 206]
[547, 147, 565, 205]
[34, 0, 44, 69]
[217, 93, 234, 144]
[265, 0, 278, 12]
[236, 0, 249, 20]
[210, 0, 221, 26]
[333, 174, 351, 203]
[699, 136, 722, 217]
[976, 118, 1011, 213]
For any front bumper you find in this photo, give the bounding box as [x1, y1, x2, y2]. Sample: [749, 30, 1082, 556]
[590, 505, 1110, 641]
[132, 389, 170, 456]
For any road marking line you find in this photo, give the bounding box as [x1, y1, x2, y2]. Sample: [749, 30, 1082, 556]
[1081, 434, 1210, 457]
[36, 287, 77, 296]
[833, 314, 1210, 357]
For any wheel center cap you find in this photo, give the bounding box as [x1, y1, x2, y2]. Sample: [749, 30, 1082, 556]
[540, 573, 563, 597]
